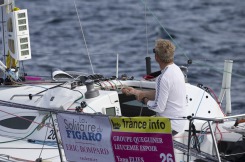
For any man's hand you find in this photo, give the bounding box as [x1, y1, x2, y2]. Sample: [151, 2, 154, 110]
[122, 87, 154, 103]
[122, 87, 136, 96]
[135, 91, 145, 101]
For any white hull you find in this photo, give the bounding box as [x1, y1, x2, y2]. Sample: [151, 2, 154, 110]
[0, 79, 244, 161]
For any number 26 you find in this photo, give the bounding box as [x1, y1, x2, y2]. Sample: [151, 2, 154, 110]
[160, 153, 174, 162]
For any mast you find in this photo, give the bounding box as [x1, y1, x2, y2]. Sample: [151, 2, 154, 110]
[0, 0, 31, 81]
[1, 0, 14, 64]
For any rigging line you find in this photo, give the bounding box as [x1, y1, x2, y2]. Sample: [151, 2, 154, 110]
[144, 0, 149, 56]
[59, 85, 83, 95]
[38, 117, 51, 159]
[195, 89, 206, 116]
[0, 108, 52, 129]
[73, 0, 94, 74]
[139, 79, 144, 116]
[0, 125, 38, 144]
[224, 152, 245, 157]
[12, 81, 47, 89]
[110, 80, 118, 89]
[117, 79, 123, 89]
[42, 155, 62, 161]
[34, 83, 65, 95]
[0, 156, 33, 162]
[86, 105, 97, 113]
[139, 0, 189, 60]
[32, 51, 134, 56]
[0, 100, 105, 117]
[207, 86, 225, 116]
[107, 81, 114, 89]
[191, 60, 244, 77]
[0, 147, 58, 150]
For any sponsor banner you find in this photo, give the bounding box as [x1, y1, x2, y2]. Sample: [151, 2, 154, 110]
[110, 117, 171, 133]
[57, 114, 175, 162]
[57, 113, 115, 162]
[110, 117, 175, 162]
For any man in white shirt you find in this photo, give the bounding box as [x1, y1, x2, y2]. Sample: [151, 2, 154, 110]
[122, 39, 187, 135]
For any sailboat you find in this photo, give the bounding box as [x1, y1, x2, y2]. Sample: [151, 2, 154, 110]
[0, 0, 245, 161]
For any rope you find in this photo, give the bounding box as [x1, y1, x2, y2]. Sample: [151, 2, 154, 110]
[73, 0, 94, 74]
[86, 105, 97, 113]
[0, 108, 52, 128]
[101, 81, 109, 89]
[138, 0, 245, 86]
[144, 0, 149, 56]
[33, 83, 64, 95]
[0, 147, 58, 150]
[73, 95, 84, 103]
[110, 80, 118, 89]
[107, 80, 114, 89]
[207, 86, 226, 116]
[188, 123, 201, 152]
[38, 117, 51, 158]
[194, 89, 206, 116]
[139, 0, 189, 60]
[0, 155, 34, 162]
[224, 152, 245, 157]
[139, 79, 144, 116]
[29, 49, 245, 81]
[0, 125, 39, 144]
[30, 49, 245, 81]
[0, 112, 52, 145]
[11, 80, 48, 90]
[42, 155, 62, 161]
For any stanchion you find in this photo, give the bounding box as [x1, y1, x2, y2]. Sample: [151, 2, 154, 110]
[50, 112, 64, 162]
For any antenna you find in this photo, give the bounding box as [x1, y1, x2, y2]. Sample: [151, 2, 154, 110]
[8, 9, 31, 60]
[73, 0, 94, 74]
[116, 53, 119, 78]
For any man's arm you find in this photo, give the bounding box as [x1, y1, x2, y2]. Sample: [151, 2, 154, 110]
[121, 87, 155, 101]
[137, 90, 155, 101]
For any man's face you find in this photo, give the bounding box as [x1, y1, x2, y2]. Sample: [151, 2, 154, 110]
[153, 48, 159, 63]
[155, 52, 160, 64]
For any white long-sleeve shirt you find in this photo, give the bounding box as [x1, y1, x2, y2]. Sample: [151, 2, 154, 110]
[147, 63, 187, 132]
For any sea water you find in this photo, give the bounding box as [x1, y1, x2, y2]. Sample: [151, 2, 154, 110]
[13, 0, 245, 114]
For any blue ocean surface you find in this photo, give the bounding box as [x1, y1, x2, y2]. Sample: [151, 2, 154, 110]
[8, 0, 245, 114]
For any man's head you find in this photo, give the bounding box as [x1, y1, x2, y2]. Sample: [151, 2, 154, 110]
[154, 39, 175, 63]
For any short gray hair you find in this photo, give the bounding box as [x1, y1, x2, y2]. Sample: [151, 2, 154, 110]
[155, 39, 175, 63]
